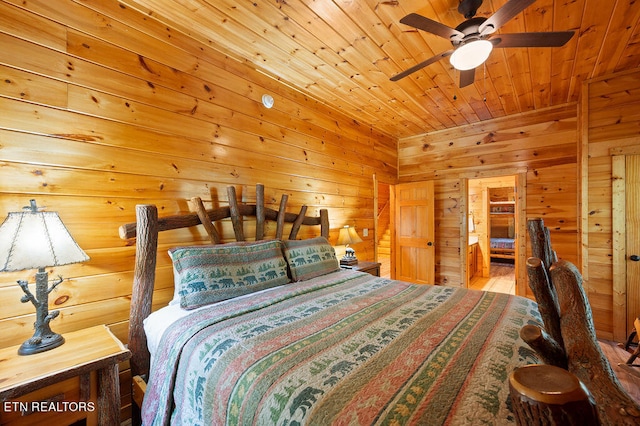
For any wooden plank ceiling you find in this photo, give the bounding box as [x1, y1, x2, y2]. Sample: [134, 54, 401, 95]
[121, 0, 640, 139]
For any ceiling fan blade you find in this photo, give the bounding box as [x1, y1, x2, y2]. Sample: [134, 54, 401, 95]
[479, 0, 536, 35]
[400, 13, 464, 41]
[491, 31, 575, 48]
[390, 50, 454, 81]
[459, 68, 476, 88]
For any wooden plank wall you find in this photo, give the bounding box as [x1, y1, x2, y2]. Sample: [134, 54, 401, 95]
[0, 0, 397, 417]
[582, 68, 640, 341]
[398, 104, 579, 291]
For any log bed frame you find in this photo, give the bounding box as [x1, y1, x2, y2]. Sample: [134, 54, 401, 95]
[508, 218, 640, 425]
[119, 186, 639, 425]
[118, 184, 329, 423]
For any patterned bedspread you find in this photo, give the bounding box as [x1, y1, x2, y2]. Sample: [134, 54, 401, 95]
[142, 270, 541, 425]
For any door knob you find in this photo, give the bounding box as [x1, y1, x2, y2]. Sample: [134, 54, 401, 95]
[631, 255, 640, 262]
[427, 242, 433, 246]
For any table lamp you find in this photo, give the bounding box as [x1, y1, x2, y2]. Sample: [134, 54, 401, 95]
[336, 225, 363, 266]
[0, 200, 89, 355]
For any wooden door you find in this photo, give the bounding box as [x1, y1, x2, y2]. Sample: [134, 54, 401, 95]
[627, 155, 640, 334]
[394, 181, 435, 284]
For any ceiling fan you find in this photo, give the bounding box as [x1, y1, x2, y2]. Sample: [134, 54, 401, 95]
[390, 0, 575, 87]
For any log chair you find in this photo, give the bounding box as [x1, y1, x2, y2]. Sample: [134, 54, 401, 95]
[509, 218, 640, 425]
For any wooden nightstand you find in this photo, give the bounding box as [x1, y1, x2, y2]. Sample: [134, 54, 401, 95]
[0, 325, 130, 426]
[342, 261, 381, 277]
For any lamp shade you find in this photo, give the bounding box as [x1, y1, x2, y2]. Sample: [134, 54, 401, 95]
[336, 226, 363, 246]
[450, 40, 493, 71]
[0, 204, 89, 272]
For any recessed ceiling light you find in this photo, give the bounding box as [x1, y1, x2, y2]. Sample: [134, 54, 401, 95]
[262, 94, 274, 108]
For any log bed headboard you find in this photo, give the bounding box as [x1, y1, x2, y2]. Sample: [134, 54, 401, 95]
[118, 184, 329, 380]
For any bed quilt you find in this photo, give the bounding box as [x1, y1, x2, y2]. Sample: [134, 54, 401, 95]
[142, 270, 541, 425]
[490, 238, 516, 250]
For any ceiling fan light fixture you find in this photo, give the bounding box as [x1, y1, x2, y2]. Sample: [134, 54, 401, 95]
[449, 39, 493, 71]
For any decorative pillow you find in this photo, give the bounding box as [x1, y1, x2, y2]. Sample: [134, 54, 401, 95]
[169, 240, 290, 310]
[283, 236, 340, 281]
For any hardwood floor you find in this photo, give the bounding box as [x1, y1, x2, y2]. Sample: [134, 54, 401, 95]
[599, 339, 640, 405]
[470, 262, 515, 294]
[378, 253, 391, 278]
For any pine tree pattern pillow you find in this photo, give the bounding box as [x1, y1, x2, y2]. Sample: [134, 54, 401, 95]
[283, 237, 340, 281]
[169, 240, 290, 310]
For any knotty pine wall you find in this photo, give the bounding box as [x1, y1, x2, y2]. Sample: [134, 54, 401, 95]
[398, 104, 579, 294]
[0, 0, 397, 354]
[582, 68, 640, 341]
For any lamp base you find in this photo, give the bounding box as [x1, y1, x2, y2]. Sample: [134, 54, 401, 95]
[340, 257, 358, 266]
[18, 333, 65, 356]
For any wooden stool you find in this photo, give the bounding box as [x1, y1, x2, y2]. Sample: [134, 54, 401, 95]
[509, 364, 600, 425]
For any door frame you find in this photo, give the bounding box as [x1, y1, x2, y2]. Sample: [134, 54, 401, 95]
[462, 170, 527, 296]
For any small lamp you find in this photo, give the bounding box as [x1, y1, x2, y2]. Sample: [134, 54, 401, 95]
[0, 200, 89, 355]
[336, 225, 363, 266]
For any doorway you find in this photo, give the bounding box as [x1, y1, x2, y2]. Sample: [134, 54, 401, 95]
[467, 175, 517, 295]
[613, 154, 640, 340]
[375, 179, 392, 278]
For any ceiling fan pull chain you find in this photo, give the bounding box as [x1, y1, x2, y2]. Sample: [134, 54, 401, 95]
[453, 68, 458, 100]
[483, 62, 487, 102]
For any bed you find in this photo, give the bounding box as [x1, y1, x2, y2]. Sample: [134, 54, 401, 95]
[119, 184, 597, 425]
[490, 238, 515, 260]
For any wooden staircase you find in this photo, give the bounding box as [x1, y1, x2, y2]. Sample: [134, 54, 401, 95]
[376, 189, 391, 278]
[378, 228, 391, 278]
[378, 228, 391, 256]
